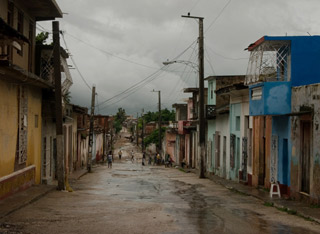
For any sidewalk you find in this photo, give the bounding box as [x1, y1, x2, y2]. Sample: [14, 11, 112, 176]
[0, 168, 88, 219]
[207, 173, 320, 224]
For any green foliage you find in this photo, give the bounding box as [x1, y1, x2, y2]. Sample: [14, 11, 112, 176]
[144, 108, 175, 123]
[115, 108, 126, 124]
[113, 120, 122, 133]
[143, 127, 166, 148]
[113, 108, 126, 134]
[36, 32, 49, 45]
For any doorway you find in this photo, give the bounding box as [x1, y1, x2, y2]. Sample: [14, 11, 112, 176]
[301, 121, 311, 194]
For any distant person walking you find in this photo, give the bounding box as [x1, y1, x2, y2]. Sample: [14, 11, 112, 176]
[156, 153, 161, 165]
[118, 150, 122, 160]
[153, 154, 157, 165]
[107, 151, 113, 168]
[131, 150, 134, 163]
[142, 152, 146, 166]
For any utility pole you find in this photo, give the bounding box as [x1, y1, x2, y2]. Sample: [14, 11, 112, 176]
[182, 14, 205, 178]
[53, 21, 65, 190]
[141, 109, 144, 152]
[136, 113, 139, 146]
[157, 91, 162, 155]
[103, 116, 107, 162]
[87, 85, 96, 172]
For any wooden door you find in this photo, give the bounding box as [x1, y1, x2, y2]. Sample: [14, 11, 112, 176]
[301, 121, 311, 194]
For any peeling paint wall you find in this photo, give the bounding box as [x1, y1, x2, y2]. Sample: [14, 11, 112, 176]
[291, 84, 320, 203]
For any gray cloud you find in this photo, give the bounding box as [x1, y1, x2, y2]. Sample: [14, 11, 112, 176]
[40, 0, 320, 115]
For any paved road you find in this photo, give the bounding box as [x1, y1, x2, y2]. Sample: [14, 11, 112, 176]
[1, 133, 319, 234]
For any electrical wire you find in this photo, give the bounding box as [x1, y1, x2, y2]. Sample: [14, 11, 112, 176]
[189, 0, 201, 12]
[65, 32, 159, 70]
[60, 32, 92, 91]
[205, 0, 232, 33]
[204, 44, 216, 75]
[96, 40, 198, 108]
[205, 43, 249, 61]
[98, 69, 167, 111]
[54, 29, 197, 112]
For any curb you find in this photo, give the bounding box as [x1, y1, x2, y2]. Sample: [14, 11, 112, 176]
[0, 186, 56, 219]
[176, 169, 320, 225]
[212, 178, 320, 225]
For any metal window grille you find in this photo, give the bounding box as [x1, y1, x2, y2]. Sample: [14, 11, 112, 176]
[245, 41, 291, 85]
[40, 52, 54, 82]
[18, 85, 28, 164]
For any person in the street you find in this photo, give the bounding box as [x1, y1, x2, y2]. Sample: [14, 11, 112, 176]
[148, 154, 152, 165]
[165, 154, 172, 167]
[118, 150, 122, 160]
[131, 150, 134, 163]
[181, 158, 186, 168]
[142, 152, 146, 166]
[156, 153, 161, 165]
[107, 151, 113, 168]
[153, 153, 157, 165]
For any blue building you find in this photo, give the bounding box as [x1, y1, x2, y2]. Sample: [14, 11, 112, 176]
[245, 35, 320, 195]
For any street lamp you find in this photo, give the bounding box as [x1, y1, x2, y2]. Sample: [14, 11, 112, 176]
[163, 14, 205, 178]
[163, 60, 199, 72]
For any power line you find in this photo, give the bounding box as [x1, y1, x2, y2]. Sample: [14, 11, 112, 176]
[65, 32, 159, 70]
[60, 32, 92, 91]
[98, 69, 167, 111]
[96, 40, 198, 108]
[189, 0, 201, 12]
[96, 68, 164, 108]
[205, 43, 249, 61]
[205, 0, 232, 33]
[204, 44, 216, 75]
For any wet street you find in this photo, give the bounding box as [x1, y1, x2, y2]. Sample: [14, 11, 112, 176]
[1, 132, 320, 234]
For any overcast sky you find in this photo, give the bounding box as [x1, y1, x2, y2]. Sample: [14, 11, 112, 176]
[39, 0, 320, 116]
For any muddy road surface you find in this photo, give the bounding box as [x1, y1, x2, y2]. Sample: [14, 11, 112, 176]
[1, 131, 319, 234]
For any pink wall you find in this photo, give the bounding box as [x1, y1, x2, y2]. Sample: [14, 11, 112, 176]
[165, 131, 176, 162]
[185, 134, 190, 167]
[187, 99, 193, 120]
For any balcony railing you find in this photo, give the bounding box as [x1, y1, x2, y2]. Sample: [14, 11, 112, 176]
[206, 105, 216, 119]
[245, 40, 291, 85]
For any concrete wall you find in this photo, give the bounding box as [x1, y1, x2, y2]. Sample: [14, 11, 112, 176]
[249, 82, 291, 116]
[1, 1, 35, 71]
[165, 131, 176, 162]
[26, 86, 42, 184]
[0, 81, 18, 178]
[207, 119, 216, 172]
[215, 114, 230, 179]
[41, 118, 56, 184]
[185, 134, 190, 167]
[291, 84, 320, 203]
[94, 133, 104, 162]
[272, 116, 291, 193]
[229, 103, 241, 181]
[240, 99, 252, 176]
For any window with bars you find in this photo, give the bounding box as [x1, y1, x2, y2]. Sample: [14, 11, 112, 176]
[18, 86, 28, 164]
[245, 41, 291, 85]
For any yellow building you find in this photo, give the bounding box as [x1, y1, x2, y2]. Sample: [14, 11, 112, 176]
[0, 0, 62, 199]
